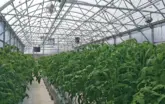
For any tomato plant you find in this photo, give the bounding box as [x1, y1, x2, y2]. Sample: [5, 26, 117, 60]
[0, 45, 36, 104]
[39, 39, 165, 104]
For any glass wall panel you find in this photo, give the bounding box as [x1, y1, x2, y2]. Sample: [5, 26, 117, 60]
[131, 32, 143, 43]
[0, 22, 4, 41]
[0, 41, 3, 47]
[154, 27, 162, 43]
[14, 39, 17, 47]
[142, 29, 152, 43]
[5, 30, 10, 44]
[107, 38, 114, 44]
[116, 37, 123, 44]
[121, 35, 130, 41]
[11, 35, 14, 45]
[162, 25, 165, 42]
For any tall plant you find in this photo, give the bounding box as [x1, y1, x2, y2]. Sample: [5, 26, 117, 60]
[39, 39, 165, 104]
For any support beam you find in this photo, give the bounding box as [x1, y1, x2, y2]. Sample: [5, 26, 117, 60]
[114, 36, 116, 45]
[17, 30, 116, 34]
[0, 0, 15, 11]
[129, 32, 132, 39]
[3, 13, 142, 26]
[3, 22, 5, 47]
[62, 0, 115, 42]
[43, 44, 45, 55]
[9, 30, 11, 45]
[78, 18, 165, 48]
[151, 26, 154, 43]
[42, 0, 67, 45]
[69, 1, 165, 15]
[13, 36, 16, 46]
[12, 2, 32, 45]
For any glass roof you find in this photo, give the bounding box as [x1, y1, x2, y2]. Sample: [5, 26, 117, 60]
[0, 0, 165, 50]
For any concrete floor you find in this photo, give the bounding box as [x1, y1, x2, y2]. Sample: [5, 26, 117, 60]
[23, 78, 54, 104]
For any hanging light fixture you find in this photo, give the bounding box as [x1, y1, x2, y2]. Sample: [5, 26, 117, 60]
[45, 3, 56, 14]
[48, 38, 55, 45]
[145, 13, 153, 24]
[75, 37, 80, 44]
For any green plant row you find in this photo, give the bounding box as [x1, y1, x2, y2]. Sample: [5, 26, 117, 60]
[0, 46, 37, 104]
[38, 39, 165, 104]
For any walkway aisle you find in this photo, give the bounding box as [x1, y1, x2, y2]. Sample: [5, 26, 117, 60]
[23, 78, 54, 104]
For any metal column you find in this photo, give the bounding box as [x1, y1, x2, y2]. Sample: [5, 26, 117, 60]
[9, 29, 11, 45]
[22, 45, 25, 53]
[114, 36, 116, 45]
[129, 32, 132, 39]
[3, 22, 5, 47]
[13, 36, 16, 46]
[57, 36, 59, 54]
[43, 44, 45, 55]
[151, 26, 154, 43]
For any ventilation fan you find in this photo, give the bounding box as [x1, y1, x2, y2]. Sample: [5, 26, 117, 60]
[45, 3, 56, 14]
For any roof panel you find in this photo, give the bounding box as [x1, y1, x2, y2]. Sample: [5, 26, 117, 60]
[0, 0, 165, 52]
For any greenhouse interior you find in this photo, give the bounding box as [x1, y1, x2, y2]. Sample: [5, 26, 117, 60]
[0, 0, 165, 104]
